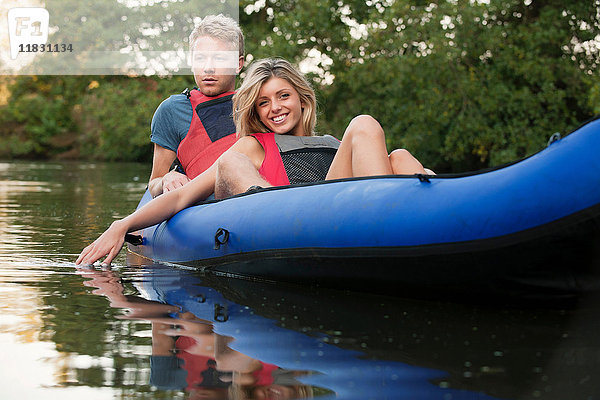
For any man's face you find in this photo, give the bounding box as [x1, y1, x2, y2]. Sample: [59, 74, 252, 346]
[191, 36, 242, 97]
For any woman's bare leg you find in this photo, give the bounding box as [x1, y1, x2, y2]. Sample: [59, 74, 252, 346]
[326, 115, 394, 180]
[326, 115, 426, 180]
[388, 149, 426, 175]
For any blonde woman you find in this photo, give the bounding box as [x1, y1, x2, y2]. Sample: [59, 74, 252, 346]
[217, 58, 429, 195]
[77, 58, 428, 266]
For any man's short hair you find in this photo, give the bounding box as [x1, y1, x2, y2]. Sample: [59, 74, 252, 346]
[189, 14, 244, 58]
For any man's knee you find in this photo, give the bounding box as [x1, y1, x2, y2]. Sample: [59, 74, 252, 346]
[215, 150, 265, 199]
[216, 151, 251, 178]
[215, 151, 247, 198]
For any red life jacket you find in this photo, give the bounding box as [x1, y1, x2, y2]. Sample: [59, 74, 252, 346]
[177, 89, 237, 179]
[251, 132, 340, 186]
[251, 133, 291, 186]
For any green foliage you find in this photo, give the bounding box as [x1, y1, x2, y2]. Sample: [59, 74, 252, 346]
[241, 0, 599, 171]
[0, 76, 86, 158]
[590, 77, 600, 115]
[76, 75, 194, 161]
[0, 75, 194, 161]
[1, 0, 598, 171]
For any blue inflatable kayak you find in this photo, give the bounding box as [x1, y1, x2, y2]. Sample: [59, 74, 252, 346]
[128, 117, 600, 300]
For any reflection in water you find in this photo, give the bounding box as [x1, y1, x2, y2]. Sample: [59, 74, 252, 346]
[79, 256, 600, 400]
[2, 161, 600, 399]
[79, 266, 331, 399]
[0, 161, 151, 398]
[79, 259, 509, 400]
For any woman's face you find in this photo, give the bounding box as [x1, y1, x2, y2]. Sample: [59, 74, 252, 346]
[255, 77, 306, 136]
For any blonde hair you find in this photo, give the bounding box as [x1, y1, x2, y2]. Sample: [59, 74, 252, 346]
[233, 58, 317, 137]
[189, 14, 244, 58]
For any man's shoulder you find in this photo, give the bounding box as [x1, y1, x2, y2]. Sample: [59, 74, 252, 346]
[151, 92, 194, 147]
[157, 93, 191, 112]
[153, 93, 193, 124]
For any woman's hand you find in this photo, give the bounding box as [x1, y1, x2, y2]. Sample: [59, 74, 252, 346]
[76, 220, 129, 266]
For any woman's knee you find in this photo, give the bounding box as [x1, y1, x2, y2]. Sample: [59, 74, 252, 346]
[389, 148, 425, 172]
[389, 148, 413, 163]
[345, 114, 385, 142]
[349, 114, 379, 126]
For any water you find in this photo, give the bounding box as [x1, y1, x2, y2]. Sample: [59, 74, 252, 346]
[1, 160, 599, 400]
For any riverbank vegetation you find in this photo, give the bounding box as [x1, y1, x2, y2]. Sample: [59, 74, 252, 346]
[1, 0, 598, 172]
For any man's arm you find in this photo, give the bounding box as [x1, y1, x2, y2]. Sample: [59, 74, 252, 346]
[148, 144, 190, 197]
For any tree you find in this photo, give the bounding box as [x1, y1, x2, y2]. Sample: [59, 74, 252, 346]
[242, 0, 600, 171]
[1, 0, 598, 170]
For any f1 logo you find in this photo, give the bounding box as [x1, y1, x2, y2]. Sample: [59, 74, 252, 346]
[8, 8, 49, 60]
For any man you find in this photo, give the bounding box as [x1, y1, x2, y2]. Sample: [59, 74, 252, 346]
[148, 14, 244, 197]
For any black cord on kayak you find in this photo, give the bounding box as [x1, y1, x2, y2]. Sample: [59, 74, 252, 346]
[124, 233, 143, 246]
[416, 174, 431, 183]
[214, 228, 230, 250]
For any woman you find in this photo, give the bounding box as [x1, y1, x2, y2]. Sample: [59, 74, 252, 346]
[214, 58, 428, 196]
[76, 58, 429, 266]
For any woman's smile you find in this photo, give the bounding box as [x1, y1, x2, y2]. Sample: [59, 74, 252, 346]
[272, 114, 287, 123]
[256, 77, 305, 136]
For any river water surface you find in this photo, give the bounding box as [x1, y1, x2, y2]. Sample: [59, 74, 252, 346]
[1, 160, 599, 400]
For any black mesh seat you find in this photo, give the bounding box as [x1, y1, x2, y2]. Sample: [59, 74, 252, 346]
[280, 148, 338, 184]
[274, 134, 340, 184]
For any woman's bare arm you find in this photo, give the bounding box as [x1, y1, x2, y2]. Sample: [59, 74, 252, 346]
[75, 137, 265, 267]
[76, 164, 217, 266]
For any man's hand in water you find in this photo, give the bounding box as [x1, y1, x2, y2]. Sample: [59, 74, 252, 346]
[76, 220, 128, 266]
